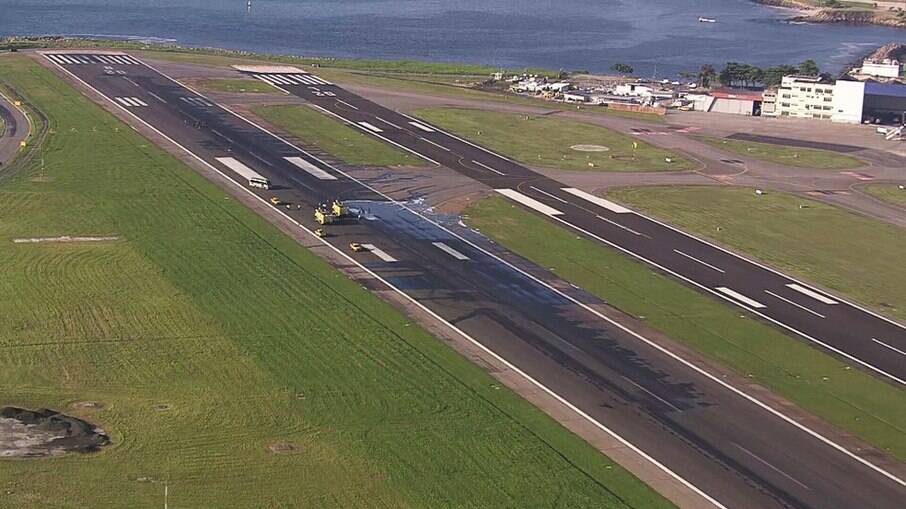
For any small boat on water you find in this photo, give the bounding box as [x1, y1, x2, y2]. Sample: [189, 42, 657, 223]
[698, 17, 717, 23]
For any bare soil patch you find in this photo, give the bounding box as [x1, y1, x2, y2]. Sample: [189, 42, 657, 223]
[0, 407, 110, 458]
[12, 235, 120, 244]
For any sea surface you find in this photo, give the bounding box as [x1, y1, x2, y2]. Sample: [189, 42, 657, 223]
[1, 0, 904, 76]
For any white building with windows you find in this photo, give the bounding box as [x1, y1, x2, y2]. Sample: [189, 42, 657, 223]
[769, 75, 836, 120]
[859, 59, 902, 80]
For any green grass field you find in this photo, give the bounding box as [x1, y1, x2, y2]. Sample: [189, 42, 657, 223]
[860, 183, 906, 208]
[196, 78, 277, 94]
[252, 104, 427, 167]
[608, 186, 906, 322]
[695, 136, 863, 169]
[465, 196, 906, 459]
[413, 107, 691, 172]
[0, 55, 671, 508]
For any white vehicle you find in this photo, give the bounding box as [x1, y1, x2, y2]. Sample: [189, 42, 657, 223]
[215, 157, 272, 190]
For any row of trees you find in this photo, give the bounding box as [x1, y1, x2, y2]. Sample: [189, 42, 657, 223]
[610, 59, 826, 89]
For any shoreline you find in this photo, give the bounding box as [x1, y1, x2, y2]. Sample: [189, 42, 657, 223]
[752, 0, 906, 28]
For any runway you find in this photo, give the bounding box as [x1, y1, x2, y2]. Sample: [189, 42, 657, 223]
[42, 52, 906, 509]
[243, 68, 906, 388]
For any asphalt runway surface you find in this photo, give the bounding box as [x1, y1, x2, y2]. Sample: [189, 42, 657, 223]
[0, 90, 27, 168]
[42, 52, 906, 509]
[726, 133, 865, 153]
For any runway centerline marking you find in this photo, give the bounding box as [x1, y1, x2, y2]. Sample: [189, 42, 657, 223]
[623, 376, 682, 412]
[375, 116, 402, 129]
[562, 187, 633, 213]
[715, 287, 766, 309]
[529, 186, 569, 204]
[765, 290, 826, 319]
[674, 249, 725, 273]
[409, 121, 435, 132]
[420, 137, 451, 151]
[336, 99, 358, 110]
[596, 215, 646, 237]
[785, 283, 838, 305]
[733, 443, 811, 491]
[358, 121, 384, 133]
[495, 189, 563, 216]
[472, 160, 506, 175]
[361, 244, 397, 263]
[283, 156, 337, 180]
[432, 241, 470, 260]
[872, 338, 906, 357]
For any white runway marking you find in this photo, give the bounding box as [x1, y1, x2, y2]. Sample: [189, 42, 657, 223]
[561, 187, 632, 214]
[716, 287, 766, 309]
[674, 249, 725, 273]
[495, 189, 564, 216]
[95, 55, 114, 64]
[472, 160, 505, 175]
[45, 54, 64, 64]
[115, 97, 146, 107]
[361, 244, 397, 262]
[597, 215, 644, 237]
[358, 121, 383, 133]
[254, 74, 279, 85]
[58, 55, 78, 64]
[785, 283, 838, 305]
[336, 99, 358, 110]
[376, 116, 402, 129]
[419, 137, 450, 151]
[872, 338, 906, 357]
[111, 55, 131, 65]
[733, 443, 811, 491]
[215, 157, 258, 178]
[283, 156, 337, 180]
[529, 186, 569, 204]
[432, 241, 469, 260]
[765, 290, 826, 319]
[622, 376, 682, 412]
[408, 121, 435, 133]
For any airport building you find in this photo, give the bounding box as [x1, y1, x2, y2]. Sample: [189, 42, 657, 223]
[768, 75, 836, 120]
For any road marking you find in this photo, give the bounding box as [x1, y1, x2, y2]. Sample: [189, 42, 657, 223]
[110, 59, 906, 495]
[147, 91, 168, 104]
[596, 215, 645, 237]
[215, 157, 258, 177]
[336, 99, 358, 110]
[254, 74, 278, 85]
[623, 376, 682, 412]
[674, 249, 725, 273]
[785, 283, 838, 305]
[495, 189, 564, 216]
[872, 338, 906, 357]
[376, 116, 402, 129]
[733, 443, 811, 491]
[45, 54, 65, 64]
[529, 186, 569, 204]
[765, 290, 826, 319]
[472, 160, 506, 175]
[419, 137, 450, 151]
[397, 112, 518, 165]
[283, 156, 337, 180]
[715, 287, 766, 309]
[561, 187, 632, 213]
[292, 74, 318, 85]
[95, 55, 113, 64]
[58, 55, 78, 64]
[432, 241, 470, 260]
[110, 55, 129, 65]
[361, 244, 397, 262]
[409, 121, 435, 132]
[133, 98, 148, 106]
[269, 74, 295, 85]
[309, 75, 332, 85]
[358, 121, 383, 133]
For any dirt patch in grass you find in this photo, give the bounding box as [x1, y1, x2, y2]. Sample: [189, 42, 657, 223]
[0, 407, 110, 458]
[268, 441, 300, 454]
[12, 235, 120, 244]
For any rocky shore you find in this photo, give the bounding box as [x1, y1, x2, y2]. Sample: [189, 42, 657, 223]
[752, 0, 906, 28]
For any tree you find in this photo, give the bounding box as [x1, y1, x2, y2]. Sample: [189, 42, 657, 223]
[610, 63, 634, 75]
[698, 64, 717, 88]
[798, 59, 820, 76]
[719, 62, 763, 88]
[762, 64, 798, 87]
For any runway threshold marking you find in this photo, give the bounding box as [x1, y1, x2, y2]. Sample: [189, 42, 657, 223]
[115, 97, 147, 107]
[361, 244, 397, 262]
[674, 249, 725, 273]
[409, 121, 435, 133]
[495, 189, 563, 216]
[785, 283, 838, 305]
[596, 215, 645, 237]
[432, 241, 469, 260]
[765, 290, 826, 319]
[872, 338, 906, 357]
[283, 156, 337, 180]
[715, 287, 766, 309]
[561, 187, 632, 214]
[472, 160, 506, 175]
[358, 121, 384, 133]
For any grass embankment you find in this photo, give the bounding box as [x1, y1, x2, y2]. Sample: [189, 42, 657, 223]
[0, 56, 670, 508]
[861, 183, 906, 208]
[252, 104, 427, 167]
[609, 186, 906, 321]
[466, 197, 906, 459]
[696, 136, 863, 169]
[196, 78, 276, 94]
[414, 107, 691, 172]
